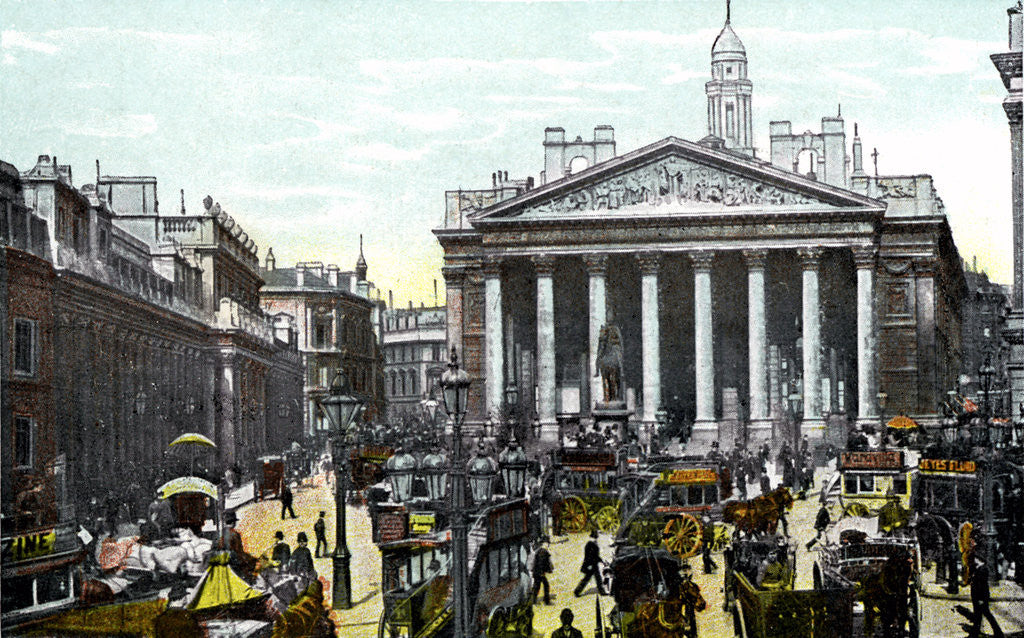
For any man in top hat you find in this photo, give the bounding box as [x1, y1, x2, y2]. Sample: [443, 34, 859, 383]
[700, 516, 718, 574]
[288, 532, 316, 578]
[271, 530, 290, 566]
[574, 529, 607, 596]
[531, 536, 553, 605]
[313, 511, 329, 557]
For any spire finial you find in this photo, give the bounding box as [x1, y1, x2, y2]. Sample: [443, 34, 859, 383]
[359, 233, 364, 255]
[726, 0, 731, 23]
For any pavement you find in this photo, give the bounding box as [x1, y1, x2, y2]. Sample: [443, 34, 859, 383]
[233, 466, 1024, 637]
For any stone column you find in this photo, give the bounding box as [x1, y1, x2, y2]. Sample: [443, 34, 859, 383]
[483, 259, 504, 420]
[217, 350, 237, 466]
[637, 252, 662, 427]
[798, 248, 825, 441]
[690, 251, 717, 443]
[442, 267, 465, 361]
[744, 249, 771, 442]
[853, 246, 878, 428]
[584, 255, 608, 410]
[533, 255, 558, 441]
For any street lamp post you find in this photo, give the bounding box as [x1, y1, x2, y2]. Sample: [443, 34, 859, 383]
[440, 348, 471, 638]
[317, 369, 364, 610]
[979, 355, 996, 419]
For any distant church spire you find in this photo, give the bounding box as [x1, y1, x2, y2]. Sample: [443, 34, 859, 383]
[356, 233, 368, 281]
[706, 0, 754, 155]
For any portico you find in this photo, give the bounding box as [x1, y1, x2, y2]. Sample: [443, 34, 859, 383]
[438, 136, 888, 449]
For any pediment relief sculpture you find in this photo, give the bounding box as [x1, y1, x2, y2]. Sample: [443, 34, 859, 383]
[521, 156, 819, 217]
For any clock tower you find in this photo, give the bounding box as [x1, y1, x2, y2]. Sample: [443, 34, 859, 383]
[706, 0, 754, 156]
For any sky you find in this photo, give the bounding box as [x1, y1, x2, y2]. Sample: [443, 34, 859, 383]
[1, 0, 1016, 305]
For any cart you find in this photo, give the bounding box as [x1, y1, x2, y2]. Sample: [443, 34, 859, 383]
[257, 455, 285, 500]
[616, 459, 730, 559]
[606, 546, 701, 638]
[546, 447, 624, 534]
[830, 450, 916, 519]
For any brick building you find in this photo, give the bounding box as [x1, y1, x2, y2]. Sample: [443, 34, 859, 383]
[259, 242, 386, 441]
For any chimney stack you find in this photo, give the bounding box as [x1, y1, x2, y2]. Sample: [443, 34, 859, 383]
[433, 279, 438, 306]
[389, 289, 394, 309]
[851, 123, 866, 177]
[295, 264, 305, 287]
[265, 247, 276, 271]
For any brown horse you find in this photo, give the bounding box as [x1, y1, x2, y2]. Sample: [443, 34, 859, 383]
[722, 487, 794, 536]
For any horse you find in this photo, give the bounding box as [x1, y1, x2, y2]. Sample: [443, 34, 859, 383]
[722, 487, 794, 536]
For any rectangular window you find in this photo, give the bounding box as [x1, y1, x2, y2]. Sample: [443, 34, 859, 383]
[15, 416, 33, 468]
[726, 104, 735, 138]
[14, 318, 38, 376]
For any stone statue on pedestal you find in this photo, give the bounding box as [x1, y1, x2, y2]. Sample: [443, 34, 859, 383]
[595, 324, 624, 405]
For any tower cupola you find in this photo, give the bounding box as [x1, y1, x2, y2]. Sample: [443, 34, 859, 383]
[706, 0, 754, 155]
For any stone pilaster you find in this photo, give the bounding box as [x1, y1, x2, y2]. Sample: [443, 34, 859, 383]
[798, 247, 825, 441]
[533, 255, 558, 441]
[689, 250, 716, 444]
[743, 249, 771, 442]
[853, 246, 878, 428]
[482, 259, 504, 420]
[637, 252, 662, 428]
[584, 254, 608, 412]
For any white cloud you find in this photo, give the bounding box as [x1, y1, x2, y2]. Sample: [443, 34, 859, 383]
[556, 80, 644, 92]
[901, 35, 1003, 76]
[222, 184, 365, 202]
[485, 95, 581, 104]
[1, 30, 60, 54]
[48, 112, 158, 138]
[661, 64, 706, 85]
[258, 112, 359, 149]
[391, 107, 465, 133]
[349, 142, 430, 162]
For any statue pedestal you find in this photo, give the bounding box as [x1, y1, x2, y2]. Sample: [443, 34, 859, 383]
[592, 401, 632, 444]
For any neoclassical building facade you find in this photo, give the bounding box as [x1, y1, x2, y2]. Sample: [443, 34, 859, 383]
[436, 12, 965, 449]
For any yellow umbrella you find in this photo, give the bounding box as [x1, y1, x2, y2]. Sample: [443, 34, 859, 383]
[169, 433, 217, 448]
[886, 415, 918, 429]
[158, 476, 219, 500]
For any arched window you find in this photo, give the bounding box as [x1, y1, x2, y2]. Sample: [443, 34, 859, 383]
[569, 156, 590, 175]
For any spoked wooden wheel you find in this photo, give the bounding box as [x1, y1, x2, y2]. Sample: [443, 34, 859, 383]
[593, 505, 621, 533]
[559, 496, 589, 534]
[662, 513, 703, 559]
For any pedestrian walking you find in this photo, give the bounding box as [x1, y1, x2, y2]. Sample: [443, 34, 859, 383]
[550, 608, 583, 638]
[968, 557, 1005, 638]
[280, 481, 297, 520]
[288, 532, 316, 578]
[574, 529, 607, 596]
[776, 500, 789, 538]
[759, 469, 772, 497]
[806, 504, 830, 551]
[313, 511, 329, 557]
[271, 530, 291, 566]
[701, 517, 718, 574]
[531, 537, 553, 605]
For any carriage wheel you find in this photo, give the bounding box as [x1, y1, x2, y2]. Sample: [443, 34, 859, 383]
[559, 496, 590, 534]
[907, 589, 920, 638]
[844, 502, 870, 518]
[662, 514, 703, 559]
[593, 505, 621, 533]
[710, 523, 731, 552]
[515, 606, 533, 637]
[486, 607, 508, 638]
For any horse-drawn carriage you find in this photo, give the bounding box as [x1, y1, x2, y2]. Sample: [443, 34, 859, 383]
[813, 525, 922, 638]
[606, 546, 704, 638]
[350, 445, 394, 492]
[826, 450, 917, 519]
[547, 447, 625, 534]
[723, 535, 857, 638]
[616, 458, 732, 559]
[912, 452, 1023, 587]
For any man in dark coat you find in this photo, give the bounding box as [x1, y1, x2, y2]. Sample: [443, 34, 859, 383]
[806, 504, 830, 550]
[288, 532, 316, 578]
[271, 530, 291, 566]
[280, 482, 297, 520]
[968, 557, 1004, 638]
[531, 537, 553, 605]
[574, 530, 606, 596]
[313, 511, 329, 557]
[551, 608, 583, 638]
[678, 563, 706, 638]
[759, 469, 772, 497]
[701, 516, 718, 574]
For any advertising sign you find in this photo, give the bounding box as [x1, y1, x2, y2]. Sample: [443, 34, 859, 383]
[409, 511, 435, 535]
[658, 469, 718, 485]
[840, 450, 904, 470]
[2, 529, 56, 563]
[919, 458, 977, 473]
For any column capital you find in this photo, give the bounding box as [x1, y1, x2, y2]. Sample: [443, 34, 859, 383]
[532, 254, 556, 276]
[481, 257, 502, 278]
[912, 257, 938, 276]
[442, 266, 466, 288]
[636, 251, 662, 275]
[742, 249, 768, 270]
[687, 250, 715, 272]
[1004, 100, 1022, 125]
[583, 253, 608, 275]
[851, 245, 878, 269]
[797, 247, 823, 269]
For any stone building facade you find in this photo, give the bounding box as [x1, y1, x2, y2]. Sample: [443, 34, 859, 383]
[992, 3, 1024, 422]
[435, 11, 965, 450]
[259, 246, 385, 440]
[381, 302, 447, 421]
[2, 155, 304, 523]
[961, 262, 1012, 413]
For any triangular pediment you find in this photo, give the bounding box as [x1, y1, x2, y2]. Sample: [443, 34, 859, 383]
[472, 137, 882, 223]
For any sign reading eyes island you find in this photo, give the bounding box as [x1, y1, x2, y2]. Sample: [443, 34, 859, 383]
[918, 458, 977, 474]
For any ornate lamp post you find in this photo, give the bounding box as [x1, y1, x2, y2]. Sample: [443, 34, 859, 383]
[979, 355, 996, 419]
[654, 407, 668, 455]
[440, 348, 471, 638]
[317, 369, 364, 610]
[505, 383, 519, 442]
[498, 437, 527, 499]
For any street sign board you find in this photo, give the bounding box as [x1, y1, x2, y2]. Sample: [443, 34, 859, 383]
[839, 450, 904, 470]
[918, 458, 977, 473]
[657, 468, 718, 485]
[409, 511, 435, 535]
